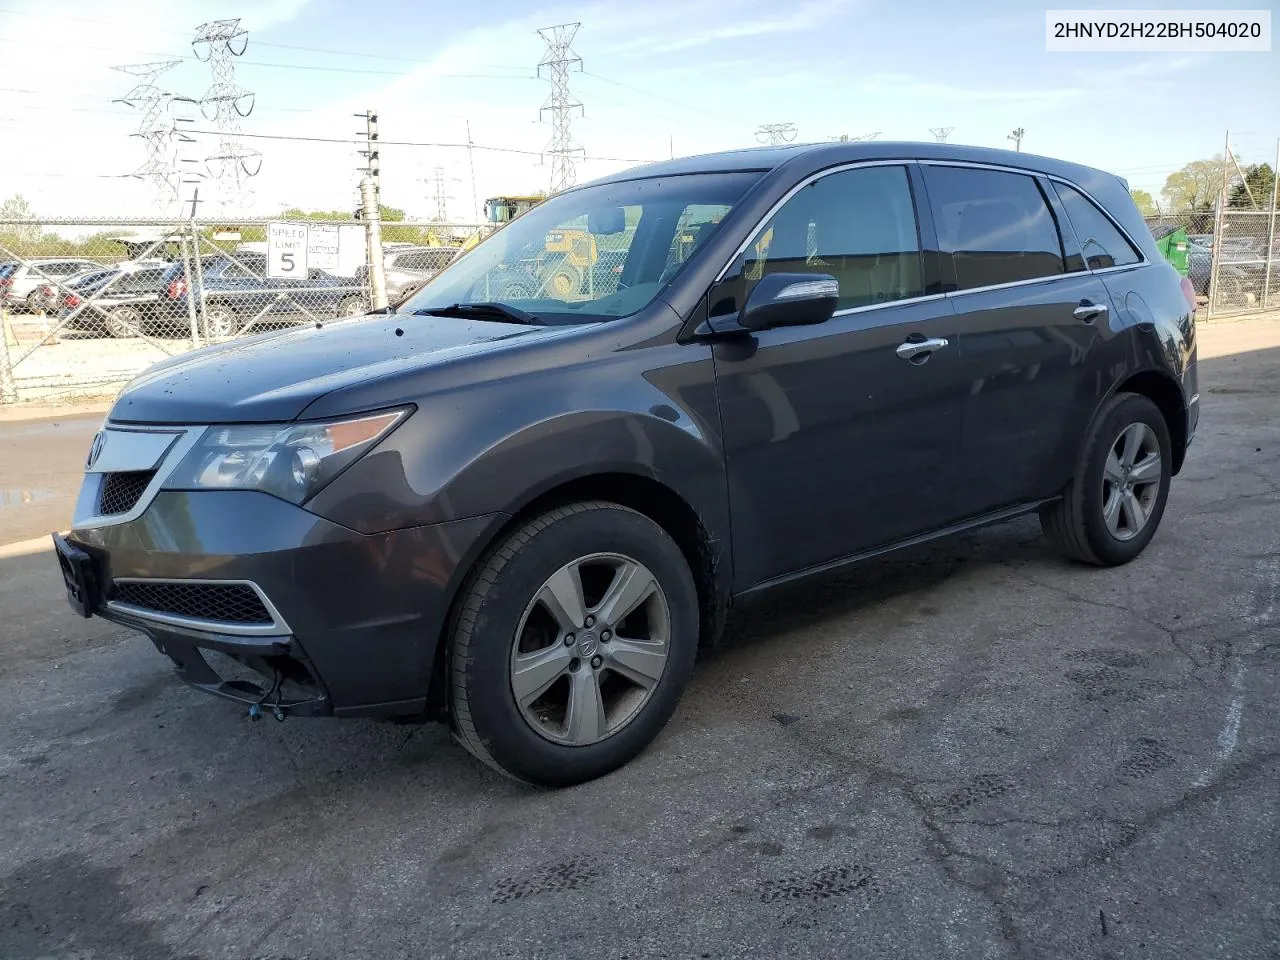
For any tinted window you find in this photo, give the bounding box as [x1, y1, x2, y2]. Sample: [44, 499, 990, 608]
[925, 166, 1065, 290]
[116, 269, 166, 293]
[1053, 182, 1141, 270]
[725, 165, 925, 312]
[221, 256, 266, 280]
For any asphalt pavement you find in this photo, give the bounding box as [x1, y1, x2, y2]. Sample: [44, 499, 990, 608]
[1, 321, 1277, 960]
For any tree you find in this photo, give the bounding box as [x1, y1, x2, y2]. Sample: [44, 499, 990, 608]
[1227, 163, 1276, 209]
[0, 194, 39, 244]
[1130, 189, 1157, 217]
[1162, 155, 1229, 214]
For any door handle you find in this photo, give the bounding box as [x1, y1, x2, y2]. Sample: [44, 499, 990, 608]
[1073, 301, 1108, 323]
[896, 337, 949, 361]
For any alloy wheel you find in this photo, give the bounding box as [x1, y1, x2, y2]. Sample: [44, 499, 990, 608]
[1101, 422, 1162, 541]
[510, 552, 671, 746]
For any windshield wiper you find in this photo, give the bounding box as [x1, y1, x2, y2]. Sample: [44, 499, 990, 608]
[412, 302, 539, 324]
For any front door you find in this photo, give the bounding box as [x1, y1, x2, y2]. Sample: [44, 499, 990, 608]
[708, 163, 968, 590]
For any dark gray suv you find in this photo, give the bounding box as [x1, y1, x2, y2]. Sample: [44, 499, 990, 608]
[54, 142, 1199, 786]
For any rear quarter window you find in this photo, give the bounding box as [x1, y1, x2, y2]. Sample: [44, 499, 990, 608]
[1053, 182, 1142, 270]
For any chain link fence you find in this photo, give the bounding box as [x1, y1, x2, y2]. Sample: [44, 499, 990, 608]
[1207, 209, 1279, 317]
[0, 217, 490, 404]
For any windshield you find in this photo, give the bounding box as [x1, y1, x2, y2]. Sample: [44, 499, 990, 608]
[399, 171, 761, 323]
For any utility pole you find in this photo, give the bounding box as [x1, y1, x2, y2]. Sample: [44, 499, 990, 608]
[756, 123, 798, 145]
[538, 23, 585, 195]
[1007, 127, 1025, 152]
[359, 177, 388, 311]
[465, 119, 479, 223]
[930, 126, 954, 143]
[355, 109, 380, 204]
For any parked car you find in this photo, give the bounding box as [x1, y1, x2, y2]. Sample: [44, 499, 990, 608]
[157, 253, 368, 337]
[55, 142, 1198, 787]
[1, 258, 102, 312]
[51, 265, 172, 337]
[351, 245, 461, 311]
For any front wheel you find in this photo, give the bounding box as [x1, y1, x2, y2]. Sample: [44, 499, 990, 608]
[336, 295, 368, 317]
[449, 502, 699, 787]
[1040, 392, 1172, 566]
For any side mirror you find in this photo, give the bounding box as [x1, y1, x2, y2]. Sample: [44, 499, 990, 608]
[738, 272, 839, 332]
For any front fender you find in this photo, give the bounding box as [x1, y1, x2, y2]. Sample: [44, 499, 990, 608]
[306, 341, 730, 546]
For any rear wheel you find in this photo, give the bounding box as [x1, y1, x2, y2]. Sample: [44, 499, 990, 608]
[450, 502, 699, 786]
[1040, 392, 1172, 566]
[103, 306, 143, 338]
[200, 304, 237, 340]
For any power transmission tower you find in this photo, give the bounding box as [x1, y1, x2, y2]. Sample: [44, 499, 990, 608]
[193, 19, 260, 214]
[112, 60, 183, 210]
[424, 165, 459, 222]
[930, 126, 954, 143]
[756, 123, 798, 145]
[537, 22, 584, 195]
[830, 131, 879, 143]
[1007, 127, 1025, 152]
[355, 109, 380, 203]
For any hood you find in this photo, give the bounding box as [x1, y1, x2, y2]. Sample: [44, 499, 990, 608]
[109, 313, 560, 424]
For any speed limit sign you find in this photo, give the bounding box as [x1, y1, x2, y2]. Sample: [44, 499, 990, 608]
[267, 221, 309, 278]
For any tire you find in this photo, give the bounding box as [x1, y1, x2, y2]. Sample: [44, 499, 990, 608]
[103, 306, 142, 339]
[544, 263, 584, 299]
[450, 501, 699, 787]
[200, 305, 237, 340]
[24, 290, 42, 314]
[337, 295, 368, 318]
[1039, 392, 1172, 566]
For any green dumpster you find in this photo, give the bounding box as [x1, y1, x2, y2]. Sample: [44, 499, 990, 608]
[1150, 224, 1189, 276]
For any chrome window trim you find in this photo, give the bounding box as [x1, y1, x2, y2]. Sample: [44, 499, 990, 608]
[106, 577, 291, 637]
[708, 157, 1152, 314]
[73, 424, 208, 530]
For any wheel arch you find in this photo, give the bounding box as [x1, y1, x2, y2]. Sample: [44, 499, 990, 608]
[424, 469, 730, 718]
[1113, 368, 1188, 475]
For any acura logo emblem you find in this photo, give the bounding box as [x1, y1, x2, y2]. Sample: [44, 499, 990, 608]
[86, 431, 106, 469]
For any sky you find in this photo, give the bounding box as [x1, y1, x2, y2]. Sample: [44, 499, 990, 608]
[0, 0, 1276, 223]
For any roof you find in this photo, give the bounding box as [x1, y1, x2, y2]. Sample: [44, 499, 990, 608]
[578, 140, 1120, 190]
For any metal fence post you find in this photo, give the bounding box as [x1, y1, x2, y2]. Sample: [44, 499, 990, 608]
[360, 177, 388, 310]
[1264, 138, 1279, 311]
[0, 303, 18, 404]
[182, 226, 201, 347]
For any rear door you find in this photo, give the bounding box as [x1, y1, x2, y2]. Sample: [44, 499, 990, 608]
[710, 162, 967, 589]
[919, 163, 1118, 516]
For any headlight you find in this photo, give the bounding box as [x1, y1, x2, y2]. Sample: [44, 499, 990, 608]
[163, 408, 408, 505]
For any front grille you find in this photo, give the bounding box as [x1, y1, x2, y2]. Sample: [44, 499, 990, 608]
[98, 470, 155, 515]
[112, 581, 273, 625]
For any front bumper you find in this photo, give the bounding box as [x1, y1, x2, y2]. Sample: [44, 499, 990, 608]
[59, 490, 504, 718]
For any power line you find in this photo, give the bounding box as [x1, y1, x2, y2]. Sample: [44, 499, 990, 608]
[176, 127, 657, 163]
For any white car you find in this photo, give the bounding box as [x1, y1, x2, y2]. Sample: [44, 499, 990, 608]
[2, 258, 103, 312]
